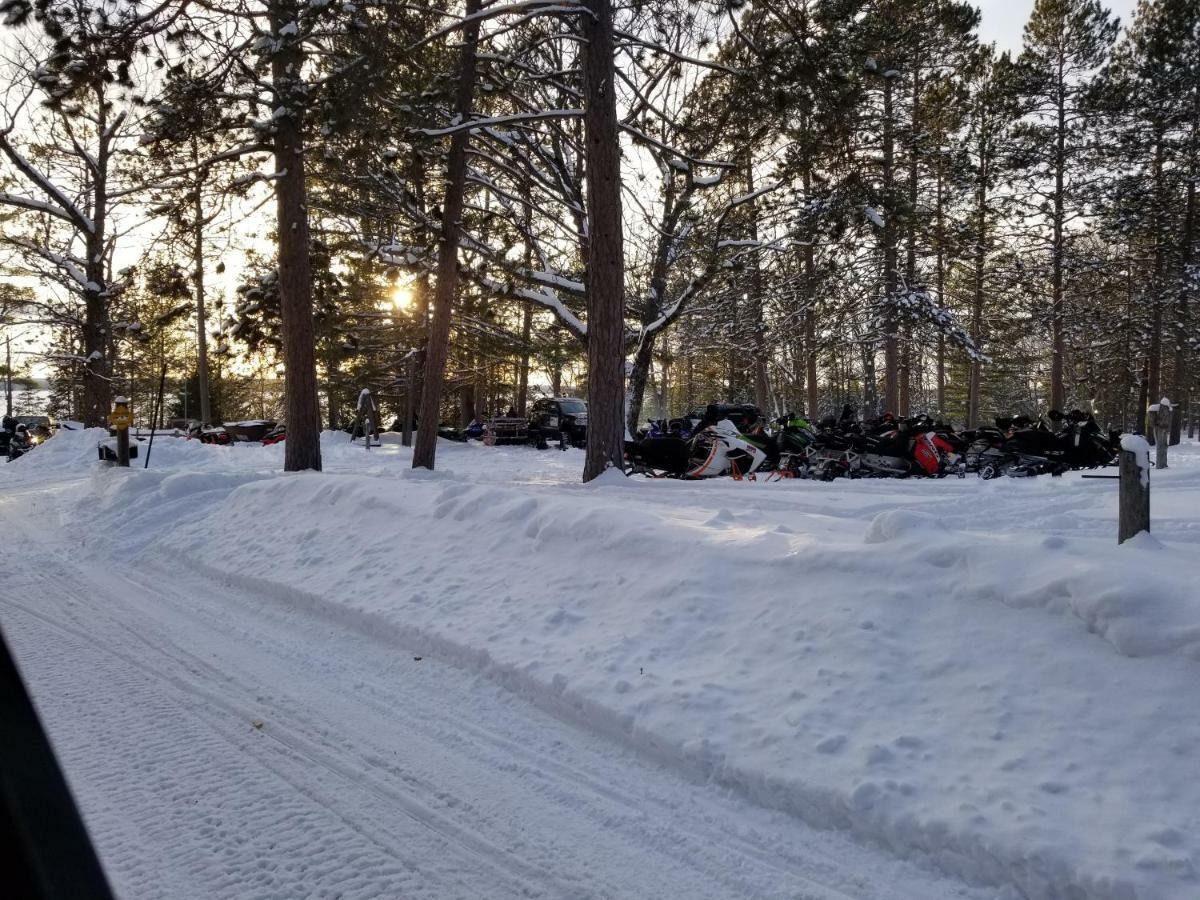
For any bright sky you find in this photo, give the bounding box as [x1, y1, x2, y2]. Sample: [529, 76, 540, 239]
[976, 0, 1138, 53]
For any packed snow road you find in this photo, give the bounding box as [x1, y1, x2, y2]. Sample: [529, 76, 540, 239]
[0, 476, 994, 900]
[6, 429, 1200, 899]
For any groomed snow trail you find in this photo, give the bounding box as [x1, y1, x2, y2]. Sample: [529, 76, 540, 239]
[0, 482, 995, 900]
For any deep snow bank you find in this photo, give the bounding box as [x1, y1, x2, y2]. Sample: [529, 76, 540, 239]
[28, 428, 1200, 899]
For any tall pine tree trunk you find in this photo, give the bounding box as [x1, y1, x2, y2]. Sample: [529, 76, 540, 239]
[625, 178, 675, 433]
[516, 302, 533, 414]
[581, 0, 627, 480]
[803, 164, 819, 418]
[516, 204, 534, 415]
[1171, 86, 1198, 444]
[325, 342, 342, 429]
[726, 292, 739, 401]
[1049, 57, 1067, 411]
[81, 84, 112, 427]
[625, 339, 655, 432]
[191, 140, 212, 426]
[1146, 131, 1166, 431]
[968, 130, 989, 428]
[805, 308, 819, 417]
[882, 74, 900, 415]
[272, 0, 322, 471]
[746, 153, 769, 411]
[412, 0, 482, 470]
[935, 167, 946, 415]
[900, 60, 921, 418]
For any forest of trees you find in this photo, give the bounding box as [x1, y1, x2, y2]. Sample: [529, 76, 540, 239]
[0, 0, 1196, 477]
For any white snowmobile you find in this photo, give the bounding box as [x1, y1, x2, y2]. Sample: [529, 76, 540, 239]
[685, 419, 771, 479]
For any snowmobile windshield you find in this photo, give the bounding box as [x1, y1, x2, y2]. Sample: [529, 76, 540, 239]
[558, 400, 587, 414]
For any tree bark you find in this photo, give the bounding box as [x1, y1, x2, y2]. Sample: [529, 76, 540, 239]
[412, 0, 482, 470]
[1049, 50, 1067, 411]
[191, 139, 213, 426]
[882, 74, 900, 416]
[805, 308, 819, 418]
[802, 163, 820, 419]
[581, 0, 627, 480]
[1145, 131, 1166, 433]
[516, 202, 534, 415]
[968, 124, 989, 428]
[271, 0, 322, 471]
[934, 166, 946, 416]
[1171, 84, 1197, 444]
[81, 85, 113, 427]
[325, 342, 342, 430]
[745, 153, 769, 412]
[899, 59, 921, 418]
[625, 338, 655, 432]
[516, 302, 533, 415]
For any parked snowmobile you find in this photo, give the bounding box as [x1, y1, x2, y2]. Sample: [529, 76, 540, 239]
[627, 416, 771, 479]
[769, 415, 816, 475]
[188, 422, 231, 445]
[973, 411, 1104, 477]
[4, 420, 33, 461]
[852, 427, 915, 477]
[685, 418, 772, 478]
[906, 418, 967, 477]
[643, 416, 698, 441]
[804, 418, 862, 480]
[261, 424, 287, 446]
[627, 432, 691, 475]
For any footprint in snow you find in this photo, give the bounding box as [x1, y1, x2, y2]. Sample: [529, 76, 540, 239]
[816, 734, 848, 754]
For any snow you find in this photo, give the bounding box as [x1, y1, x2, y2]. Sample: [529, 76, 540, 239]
[1121, 433, 1152, 487]
[7, 430, 1200, 898]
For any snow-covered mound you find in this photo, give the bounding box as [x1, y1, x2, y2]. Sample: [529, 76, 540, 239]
[13, 429, 1200, 898]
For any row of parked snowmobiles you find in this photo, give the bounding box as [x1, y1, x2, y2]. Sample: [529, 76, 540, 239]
[187, 420, 287, 446]
[625, 404, 1121, 481]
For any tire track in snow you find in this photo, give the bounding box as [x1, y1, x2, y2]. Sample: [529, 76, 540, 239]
[0, 488, 998, 900]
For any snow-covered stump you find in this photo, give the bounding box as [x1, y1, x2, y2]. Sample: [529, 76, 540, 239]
[1118, 434, 1151, 544]
[1151, 398, 1171, 469]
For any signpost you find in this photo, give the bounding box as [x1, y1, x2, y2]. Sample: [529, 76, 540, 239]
[110, 397, 131, 467]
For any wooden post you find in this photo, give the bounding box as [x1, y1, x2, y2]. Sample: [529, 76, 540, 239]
[402, 353, 415, 448]
[1151, 397, 1170, 469]
[1118, 437, 1150, 544]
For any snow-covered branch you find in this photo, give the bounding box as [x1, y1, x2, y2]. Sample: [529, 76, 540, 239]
[0, 133, 95, 234]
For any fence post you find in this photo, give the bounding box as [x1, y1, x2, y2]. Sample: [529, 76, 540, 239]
[1118, 436, 1151, 544]
[1152, 397, 1170, 469]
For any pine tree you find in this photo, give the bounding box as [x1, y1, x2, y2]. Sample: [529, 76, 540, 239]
[1014, 0, 1118, 411]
